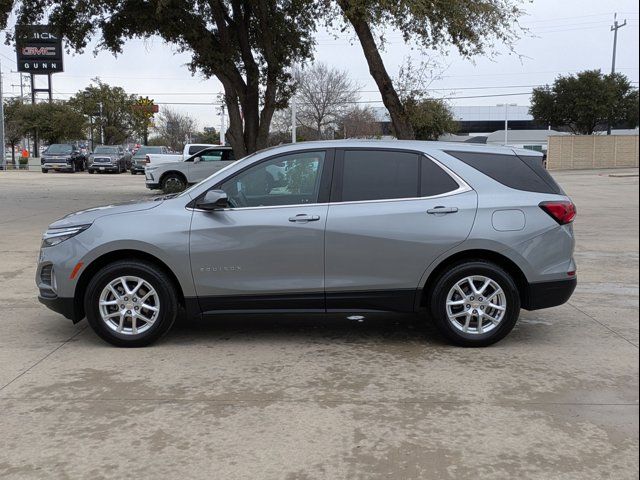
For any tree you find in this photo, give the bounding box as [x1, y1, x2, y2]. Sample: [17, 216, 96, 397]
[332, 0, 525, 139]
[2, 1, 319, 158]
[18, 102, 87, 145]
[294, 63, 360, 139]
[394, 59, 457, 140]
[153, 108, 197, 151]
[403, 98, 457, 140]
[68, 80, 149, 145]
[193, 129, 221, 145]
[337, 105, 381, 138]
[3, 99, 28, 163]
[530, 70, 639, 135]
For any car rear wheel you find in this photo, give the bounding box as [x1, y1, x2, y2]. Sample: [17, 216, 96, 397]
[429, 260, 520, 347]
[161, 173, 187, 193]
[84, 260, 178, 347]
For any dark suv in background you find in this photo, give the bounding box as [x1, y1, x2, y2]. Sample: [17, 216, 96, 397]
[88, 145, 132, 174]
[41, 144, 87, 173]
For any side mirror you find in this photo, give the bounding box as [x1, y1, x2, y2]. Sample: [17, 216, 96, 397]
[196, 190, 229, 210]
[193, 156, 201, 163]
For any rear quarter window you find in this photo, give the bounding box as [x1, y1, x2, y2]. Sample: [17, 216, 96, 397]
[444, 151, 562, 195]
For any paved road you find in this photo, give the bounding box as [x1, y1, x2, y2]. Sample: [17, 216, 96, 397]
[0, 169, 638, 479]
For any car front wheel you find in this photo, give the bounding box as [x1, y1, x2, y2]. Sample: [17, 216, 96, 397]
[161, 173, 187, 193]
[84, 260, 178, 347]
[429, 260, 520, 347]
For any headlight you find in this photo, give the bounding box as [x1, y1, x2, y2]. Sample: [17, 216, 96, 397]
[42, 224, 91, 248]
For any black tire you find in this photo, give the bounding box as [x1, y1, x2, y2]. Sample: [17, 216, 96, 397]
[84, 260, 178, 347]
[428, 260, 520, 347]
[70, 162, 76, 173]
[41, 168, 47, 173]
[161, 173, 187, 193]
[88, 169, 94, 174]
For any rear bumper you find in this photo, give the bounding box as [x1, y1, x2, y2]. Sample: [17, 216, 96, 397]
[522, 278, 577, 310]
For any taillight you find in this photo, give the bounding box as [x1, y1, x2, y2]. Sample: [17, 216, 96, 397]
[539, 201, 577, 225]
[145, 155, 150, 164]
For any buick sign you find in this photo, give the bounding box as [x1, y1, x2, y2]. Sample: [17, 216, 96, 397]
[15, 25, 64, 73]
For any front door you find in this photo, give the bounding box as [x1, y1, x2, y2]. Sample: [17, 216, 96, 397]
[324, 149, 477, 312]
[189, 149, 332, 313]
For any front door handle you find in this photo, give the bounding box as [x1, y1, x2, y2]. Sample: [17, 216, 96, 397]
[427, 206, 459, 215]
[289, 214, 321, 223]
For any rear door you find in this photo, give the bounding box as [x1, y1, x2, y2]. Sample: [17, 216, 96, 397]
[324, 149, 477, 312]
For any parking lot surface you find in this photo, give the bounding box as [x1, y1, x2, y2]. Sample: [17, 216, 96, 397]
[0, 169, 638, 479]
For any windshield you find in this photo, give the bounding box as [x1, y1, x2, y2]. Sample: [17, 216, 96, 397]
[94, 146, 119, 154]
[134, 146, 165, 157]
[46, 144, 73, 154]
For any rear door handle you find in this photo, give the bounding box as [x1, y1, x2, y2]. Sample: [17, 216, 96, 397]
[427, 206, 459, 215]
[289, 214, 321, 223]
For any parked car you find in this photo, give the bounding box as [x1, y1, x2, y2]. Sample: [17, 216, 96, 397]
[36, 140, 577, 347]
[130, 146, 171, 174]
[145, 146, 236, 192]
[144, 143, 221, 167]
[88, 145, 131, 174]
[41, 144, 87, 173]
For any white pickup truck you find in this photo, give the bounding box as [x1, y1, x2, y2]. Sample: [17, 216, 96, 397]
[144, 143, 221, 167]
[145, 146, 236, 192]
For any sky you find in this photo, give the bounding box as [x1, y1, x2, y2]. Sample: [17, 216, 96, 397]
[1, 0, 638, 133]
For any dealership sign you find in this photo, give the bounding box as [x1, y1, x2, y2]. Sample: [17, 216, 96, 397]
[15, 25, 64, 73]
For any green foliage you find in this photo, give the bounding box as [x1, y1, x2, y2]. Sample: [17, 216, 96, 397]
[68, 79, 150, 144]
[193, 129, 221, 145]
[530, 70, 640, 135]
[403, 98, 457, 140]
[7, 101, 87, 145]
[2, 0, 320, 156]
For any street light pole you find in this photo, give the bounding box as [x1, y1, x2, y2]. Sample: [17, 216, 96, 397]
[497, 103, 517, 146]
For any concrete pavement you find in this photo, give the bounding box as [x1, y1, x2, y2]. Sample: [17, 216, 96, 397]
[0, 169, 638, 479]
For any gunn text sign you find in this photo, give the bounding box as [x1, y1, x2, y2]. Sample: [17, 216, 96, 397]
[15, 25, 64, 73]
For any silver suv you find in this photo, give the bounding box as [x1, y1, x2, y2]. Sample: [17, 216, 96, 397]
[36, 141, 577, 347]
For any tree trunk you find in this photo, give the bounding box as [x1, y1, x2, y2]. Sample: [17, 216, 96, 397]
[340, 3, 414, 140]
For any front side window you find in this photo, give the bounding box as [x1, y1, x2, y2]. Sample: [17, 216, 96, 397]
[218, 151, 325, 208]
[340, 150, 419, 202]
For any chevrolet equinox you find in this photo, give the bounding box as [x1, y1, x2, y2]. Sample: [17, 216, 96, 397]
[37, 141, 577, 347]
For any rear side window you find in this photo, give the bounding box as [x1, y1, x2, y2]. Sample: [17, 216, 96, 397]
[340, 150, 419, 201]
[421, 157, 460, 197]
[188, 145, 209, 155]
[445, 151, 562, 194]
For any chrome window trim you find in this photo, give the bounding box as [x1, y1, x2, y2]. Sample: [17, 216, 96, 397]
[188, 149, 473, 212]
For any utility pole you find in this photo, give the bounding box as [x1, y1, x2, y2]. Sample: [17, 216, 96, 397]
[220, 104, 226, 146]
[291, 96, 297, 143]
[0, 60, 5, 170]
[608, 13, 627, 135]
[99, 101, 104, 144]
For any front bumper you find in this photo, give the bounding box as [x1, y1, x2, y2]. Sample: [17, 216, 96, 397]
[43, 163, 73, 171]
[89, 164, 118, 172]
[145, 170, 161, 189]
[522, 277, 577, 310]
[38, 293, 78, 321]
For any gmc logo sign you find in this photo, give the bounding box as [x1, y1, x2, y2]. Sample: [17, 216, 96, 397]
[21, 46, 57, 56]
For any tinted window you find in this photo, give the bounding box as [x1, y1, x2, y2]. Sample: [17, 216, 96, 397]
[421, 157, 460, 196]
[219, 151, 325, 208]
[46, 144, 73, 154]
[94, 146, 119, 154]
[340, 150, 419, 202]
[188, 145, 210, 155]
[445, 151, 561, 194]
